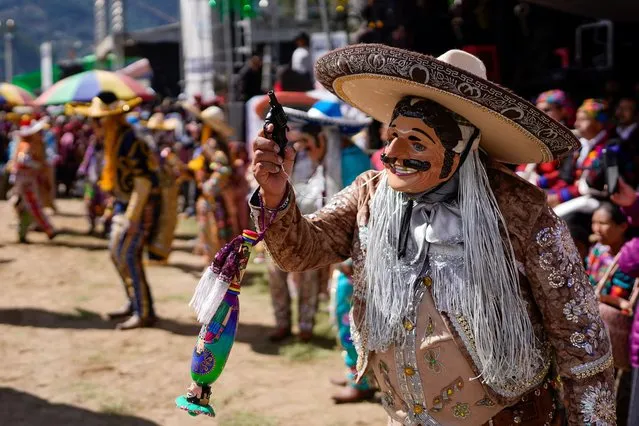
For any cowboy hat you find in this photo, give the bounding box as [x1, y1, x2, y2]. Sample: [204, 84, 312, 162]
[181, 103, 234, 137]
[284, 99, 372, 135]
[18, 116, 50, 137]
[65, 91, 142, 118]
[143, 112, 179, 131]
[315, 44, 579, 164]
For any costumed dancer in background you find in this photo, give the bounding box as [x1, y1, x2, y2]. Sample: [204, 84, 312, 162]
[228, 140, 251, 233]
[77, 118, 109, 235]
[68, 92, 160, 330]
[144, 112, 183, 264]
[251, 45, 615, 425]
[9, 117, 57, 243]
[184, 104, 239, 264]
[266, 99, 372, 345]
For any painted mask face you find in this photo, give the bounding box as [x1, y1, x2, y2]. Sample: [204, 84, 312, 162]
[288, 126, 326, 164]
[383, 97, 475, 194]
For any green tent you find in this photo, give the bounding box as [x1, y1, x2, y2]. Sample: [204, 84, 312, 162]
[11, 54, 140, 94]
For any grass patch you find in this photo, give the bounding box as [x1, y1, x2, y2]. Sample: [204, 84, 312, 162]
[87, 352, 108, 364]
[66, 380, 100, 402]
[219, 411, 278, 426]
[279, 341, 333, 362]
[99, 400, 132, 416]
[74, 294, 91, 303]
[175, 216, 198, 238]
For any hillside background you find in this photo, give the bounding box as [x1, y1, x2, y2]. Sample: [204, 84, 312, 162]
[0, 0, 179, 77]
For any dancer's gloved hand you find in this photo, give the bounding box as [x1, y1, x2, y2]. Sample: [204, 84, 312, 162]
[252, 123, 295, 209]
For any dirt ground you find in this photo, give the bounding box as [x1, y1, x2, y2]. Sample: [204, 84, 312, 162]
[0, 198, 387, 426]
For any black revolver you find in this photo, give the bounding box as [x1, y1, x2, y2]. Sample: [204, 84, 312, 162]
[263, 90, 289, 158]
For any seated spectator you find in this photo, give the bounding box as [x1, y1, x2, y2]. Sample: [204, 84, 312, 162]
[586, 202, 634, 300]
[548, 99, 610, 208]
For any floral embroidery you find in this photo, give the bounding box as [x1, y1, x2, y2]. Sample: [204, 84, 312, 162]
[536, 223, 586, 289]
[536, 221, 607, 355]
[570, 320, 606, 355]
[452, 402, 471, 419]
[431, 377, 464, 413]
[475, 395, 495, 407]
[563, 299, 583, 323]
[424, 347, 444, 374]
[580, 382, 616, 425]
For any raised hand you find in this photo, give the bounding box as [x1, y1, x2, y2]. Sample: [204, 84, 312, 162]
[252, 124, 295, 209]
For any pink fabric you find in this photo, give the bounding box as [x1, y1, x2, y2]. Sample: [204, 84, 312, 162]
[621, 195, 639, 367]
[58, 132, 75, 159]
[371, 148, 384, 171]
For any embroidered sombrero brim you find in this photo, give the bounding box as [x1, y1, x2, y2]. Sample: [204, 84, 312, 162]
[315, 44, 579, 164]
[283, 106, 372, 134]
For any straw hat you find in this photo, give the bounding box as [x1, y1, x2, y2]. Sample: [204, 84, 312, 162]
[144, 112, 179, 131]
[66, 91, 142, 118]
[315, 44, 579, 164]
[18, 116, 50, 137]
[181, 103, 234, 137]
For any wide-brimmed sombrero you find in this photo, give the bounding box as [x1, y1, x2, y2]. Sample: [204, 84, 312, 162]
[143, 112, 179, 131]
[18, 116, 49, 137]
[283, 99, 372, 136]
[66, 91, 142, 118]
[181, 103, 234, 137]
[315, 44, 579, 164]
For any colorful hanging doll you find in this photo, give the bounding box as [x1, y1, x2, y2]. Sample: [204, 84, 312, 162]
[175, 229, 259, 416]
[176, 92, 288, 417]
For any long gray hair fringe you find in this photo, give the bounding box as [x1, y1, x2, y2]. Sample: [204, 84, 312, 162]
[363, 150, 542, 386]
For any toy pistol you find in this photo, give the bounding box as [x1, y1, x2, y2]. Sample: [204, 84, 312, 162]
[263, 90, 289, 157]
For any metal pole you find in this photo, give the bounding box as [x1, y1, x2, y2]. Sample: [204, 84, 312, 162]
[295, 0, 308, 22]
[271, 1, 280, 68]
[40, 42, 53, 90]
[318, 0, 333, 50]
[4, 19, 15, 82]
[111, 0, 126, 70]
[223, 0, 235, 103]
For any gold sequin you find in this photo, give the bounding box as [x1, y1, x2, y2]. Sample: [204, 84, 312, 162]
[423, 276, 433, 287]
[452, 403, 470, 419]
[413, 404, 425, 414]
[403, 318, 414, 331]
[404, 366, 415, 376]
[475, 395, 495, 407]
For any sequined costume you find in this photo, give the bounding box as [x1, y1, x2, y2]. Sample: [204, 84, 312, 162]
[252, 163, 615, 425]
[194, 148, 238, 264]
[10, 130, 56, 241]
[78, 137, 109, 233]
[107, 126, 161, 322]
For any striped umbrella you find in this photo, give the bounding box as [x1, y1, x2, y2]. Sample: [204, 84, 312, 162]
[0, 83, 35, 106]
[35, 70, 155, 106]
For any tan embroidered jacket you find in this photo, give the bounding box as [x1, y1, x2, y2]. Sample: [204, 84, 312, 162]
[251, 161, 615, 425]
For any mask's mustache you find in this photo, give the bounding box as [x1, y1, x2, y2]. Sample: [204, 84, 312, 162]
[380, 153, 431, 171]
